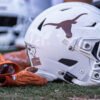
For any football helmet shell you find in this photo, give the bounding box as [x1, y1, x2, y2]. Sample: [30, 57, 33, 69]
[25, 2, 100, 86]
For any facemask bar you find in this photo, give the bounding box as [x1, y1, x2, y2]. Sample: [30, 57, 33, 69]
[76, 38, 100, 61]
[96, 42, 100, 61]
[72, 62, 100, 86]
[91, 62, 100, 82]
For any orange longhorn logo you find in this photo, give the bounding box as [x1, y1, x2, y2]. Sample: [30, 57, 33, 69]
[44, 13, 87, 38]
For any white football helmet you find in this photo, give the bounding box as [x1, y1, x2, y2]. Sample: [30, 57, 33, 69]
[0, 0, 30, 51]
[25, 2, 100, 86]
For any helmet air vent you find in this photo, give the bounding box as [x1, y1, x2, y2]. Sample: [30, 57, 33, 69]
[38, 18, 46, 31]
[59, 58, 77, 66]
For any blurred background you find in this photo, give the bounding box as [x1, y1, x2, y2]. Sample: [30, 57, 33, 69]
[0, 0, 99, 52]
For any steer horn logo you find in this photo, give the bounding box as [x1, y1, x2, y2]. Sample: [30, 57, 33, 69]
[44, 13, 87, 38]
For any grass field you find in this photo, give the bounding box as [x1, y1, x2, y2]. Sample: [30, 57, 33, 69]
[0, 82, 100, 100]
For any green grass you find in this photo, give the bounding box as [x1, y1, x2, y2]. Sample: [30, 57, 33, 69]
[0, 82, 100, 100]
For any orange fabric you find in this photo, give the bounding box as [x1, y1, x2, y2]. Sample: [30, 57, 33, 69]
[0, 68, 48, 86]
[4, 50, 30, 70]
[0, 54, 20, 76]
[0, 50, 48, 86]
